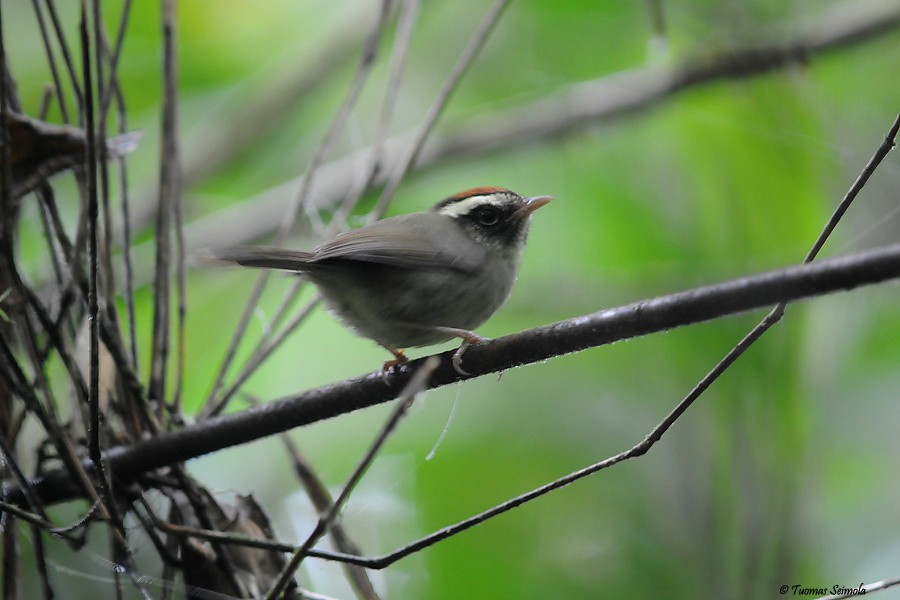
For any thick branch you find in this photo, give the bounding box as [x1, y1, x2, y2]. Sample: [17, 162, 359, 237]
[12, 242, 900, 508]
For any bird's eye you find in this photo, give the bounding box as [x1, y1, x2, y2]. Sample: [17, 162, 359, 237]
[475, 206, 500, 226]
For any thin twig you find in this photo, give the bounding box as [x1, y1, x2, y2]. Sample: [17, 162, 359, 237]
[30, 0, 70, 122]
[77, 11, 144, 593]
[90, 0, 117, 315]
[80, 0, 105, 501]
[97, 0, 131, 125]
[265, 357, 438, 600]
[166, 5, 186, 418]
[149, 0, 180, 419]
[42, 0, 83, 119]
[818, 576, 900, 600]
[29, 524, 54, 598]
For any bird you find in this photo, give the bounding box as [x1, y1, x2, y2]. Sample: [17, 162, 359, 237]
[204, 186, 551, 375]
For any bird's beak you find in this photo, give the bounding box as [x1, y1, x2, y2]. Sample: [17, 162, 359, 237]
[521, 195, 553, 216]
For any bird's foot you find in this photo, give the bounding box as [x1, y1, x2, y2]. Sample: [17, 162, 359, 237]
[451, 332, 489, 376]
[380, 349, 408, 382]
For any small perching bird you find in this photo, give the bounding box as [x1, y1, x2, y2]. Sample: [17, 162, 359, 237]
[203, 187, 552, 374]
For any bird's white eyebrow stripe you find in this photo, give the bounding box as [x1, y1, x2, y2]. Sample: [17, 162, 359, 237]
[436, 195, 507, 218]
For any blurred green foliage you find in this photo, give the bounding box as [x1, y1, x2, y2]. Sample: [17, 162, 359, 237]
[8, 0, 900, 598]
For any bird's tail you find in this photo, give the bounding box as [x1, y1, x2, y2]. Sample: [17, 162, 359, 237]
[197, 246, 317, 272]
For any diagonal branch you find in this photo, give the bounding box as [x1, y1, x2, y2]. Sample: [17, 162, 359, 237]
[11, 241, 900, 508]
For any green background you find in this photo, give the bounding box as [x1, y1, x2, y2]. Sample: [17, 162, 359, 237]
[8, 0, 900, 598]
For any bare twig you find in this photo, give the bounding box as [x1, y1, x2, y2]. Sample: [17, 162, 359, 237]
[89, 0, 117, 313]
[30, 0, 70, 122]
[265, 357, 438, 600]
[79, 0, 106, 502]
[818, 576, 900, 600]
[166, 7, 187, 418]
[42, 0, 83, 119]
[97, 0, 132, 125]
[77, 8, 142, 587]
[149, 0, 180, 418]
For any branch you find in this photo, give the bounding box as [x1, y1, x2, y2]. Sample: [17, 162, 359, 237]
[11, 241, 900, 507]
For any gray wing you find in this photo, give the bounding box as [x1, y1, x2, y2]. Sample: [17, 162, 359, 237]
[312, 214, 485, 272]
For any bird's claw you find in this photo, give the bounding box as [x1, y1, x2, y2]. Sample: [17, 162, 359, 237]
[451, 334, 489, 376]
[380, 350, 409, 383]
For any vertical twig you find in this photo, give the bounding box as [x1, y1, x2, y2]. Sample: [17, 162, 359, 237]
[77, 13, 149, 593]
[43, 0, 83, 119]
[157, 0, 186, 417]
[89, 0, 118, 324]
[150, 0, 180, 418]
[79, 0, 103, 487]
[2, 524, 20, 599]
[172, 134, 187, 416]
[0, 4, 13, 213]
[118, 124, 139, 368]
[30, 0, 70, 122]
[94, 5, 140, 390]
[29, 527, 53, 598]
[98, 0, 131, 124]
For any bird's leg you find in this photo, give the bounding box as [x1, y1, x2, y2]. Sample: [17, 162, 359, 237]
[386, 323, 490, 376]
[380, 346, 408, 381]
[428, 326, 489, 376]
